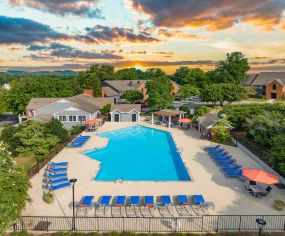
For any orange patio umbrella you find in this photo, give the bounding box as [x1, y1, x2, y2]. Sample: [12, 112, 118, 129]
[178, 118, 192, 123]
[84, 120, 99, 125]
[242, 169, 279, 185]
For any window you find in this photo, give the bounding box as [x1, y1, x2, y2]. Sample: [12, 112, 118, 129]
[78, 116, 86, 122]
[69, 116, 77, 122]
[58, 115, 66, 122]
[272, 84, 276, 90]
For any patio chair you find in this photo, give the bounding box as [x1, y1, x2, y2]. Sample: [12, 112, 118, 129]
[175, 195, 192, 216]
[212, 155, 232, 162]
[111, 196, 126, 217]
[207, 148, 225, 154]
[204, 145, 221, 150]
[126, 196, 140, 217]
[224, 171, 244, 178]
[45, 172, 67, 179]
[96, 196, 111, 217]
[158, 196, 173, 217]
[77, 196, 94, 215]
[48, 182, 71, 191]
[44, 177, 68, 185]
[244, 185, 254, 195]
[140, 196, 154, 217]
[46, 166, 67, 173]
[220, 164, 242, 172]
[215, 159, 236, 166]
[49, 162, 68, 167]
[209, 151, 229, 157]
[262, 186, 272, 197]
[191, 195, 209, 215]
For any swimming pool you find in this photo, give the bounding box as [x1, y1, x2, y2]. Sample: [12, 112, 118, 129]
[85, 126, 191, 181]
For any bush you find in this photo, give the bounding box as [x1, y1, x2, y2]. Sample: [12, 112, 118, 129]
[179, 105, 189, 113]
[101, 104, 111, 115]
[43, 192, 54, 204]
[45, 118, 69, 143]
[167, 105, 176, 110]
[70, 125, 84, 135]
[274, 199, 285, 211]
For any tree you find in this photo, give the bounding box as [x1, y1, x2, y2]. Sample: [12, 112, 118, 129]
[0, 125, 21, 155]
[192, 106, 212, 122]
[144, 68, 166, 80]
[213, 52, 250, 84]
[115, 68, 144, 80]
[101, 104, 111, 115]
[172, 66, 191, 85]
[173, 67, 208, 87]
[7, 78, 75, 113]
[178, 84, 199, 98]
[75, 69, 101, 97]
[0, 88, 9, 113]
[0, 142, 30, 234]
[212, 115, 232, 143]
[44, 118, 69, 143]
[146, 76, 174, 109]
[200, 84, 223, 106]
[121, 90, 143, 103]
[269, 134, 285, 176]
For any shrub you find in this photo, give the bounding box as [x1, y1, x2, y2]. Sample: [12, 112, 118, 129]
[43, 192, 54, 204]
[45, 118, 69, 143]
[179, 105, 189, 113]
[274, 199, 285, 211]
[101, 104, 111, 115]
[70, 125, 84, 135]
[167, 105, 176, 110]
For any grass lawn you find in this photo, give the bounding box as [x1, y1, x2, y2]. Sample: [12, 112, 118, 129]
[14, 156, 37, 171]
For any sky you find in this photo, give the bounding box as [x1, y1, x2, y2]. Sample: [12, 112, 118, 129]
[0, 0, 285, 74]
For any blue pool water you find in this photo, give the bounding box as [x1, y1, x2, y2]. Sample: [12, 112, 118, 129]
[85, 126, 191, 181]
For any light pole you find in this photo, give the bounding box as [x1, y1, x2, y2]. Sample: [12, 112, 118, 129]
[69, 178, 77, 231]
[256, 218, 266, 236]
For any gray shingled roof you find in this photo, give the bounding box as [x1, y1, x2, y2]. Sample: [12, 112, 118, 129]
[26, 98, 61, 110]
[241, 74, 258, 86]
[103, 86, 119, 97]
[103, 80, 147, 93]
[110, 104, 141, 112]
[249, 72, 285, 86]
[199, 113, 220, 128]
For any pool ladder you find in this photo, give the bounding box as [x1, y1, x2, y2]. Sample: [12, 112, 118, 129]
[177, 147, 183, 153]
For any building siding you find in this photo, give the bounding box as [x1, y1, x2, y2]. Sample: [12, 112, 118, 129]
[111, 110, 139, 122]
[265, 80, 285, 99]
[35, 100, 74, 117]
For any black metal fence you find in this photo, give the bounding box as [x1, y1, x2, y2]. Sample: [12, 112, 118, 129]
[12, 215, 285, 233]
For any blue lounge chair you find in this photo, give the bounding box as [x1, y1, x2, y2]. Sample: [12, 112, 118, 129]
[47, 177, 68, 184]
[224, 171, 244, 178]
[141, 196, 154, 217]
[47, 167, 67, 173]
[46, 172, 67, 179]
[209, 152, 228, 157]
[193, 195, 205, 205]
[144, 196, 154, 207]
[115, 196, 126, 206]
[130, 196, 140, 206]
[112, 196, 126, 216]
[191, 195, 209, 215]
[220, 164, 242, 172]
[50, 162, 68, 167]
[212, 156, 232, 161]
[159, 195, 173, 217]
[204, 145, 221, 150]
[215, 159, 236, 166]
[78, 196, 94, 214]
[176, 195, 191, 216]
[49, 182, 70, 191]
[208, 149, 224, 154]
[96, 196, 111, 216]
[126, 196, 140, 217]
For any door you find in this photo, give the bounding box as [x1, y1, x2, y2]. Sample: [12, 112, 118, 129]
[271, 93, 277, 99]
[131, 113, 137, 122]
[114, 114, 120, 122]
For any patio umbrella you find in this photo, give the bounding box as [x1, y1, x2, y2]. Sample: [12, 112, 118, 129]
[178, 118, 192, 123]
[242, 169, 279, 185]
[84, 120, 99, 125]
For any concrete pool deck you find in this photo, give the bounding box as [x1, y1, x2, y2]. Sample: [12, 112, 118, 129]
[23, 121, 285, 217]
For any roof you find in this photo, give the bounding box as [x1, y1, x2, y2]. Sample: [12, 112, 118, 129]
[246, 72, 285, 86]
[103, 80, 147, 93]
[103, 86, 119, 97]
[266, 79, 285, 86]
[26, 98, 61, 110]
[198, 113, 220, 128]
[152, 109, 186, 117]
[33, 114, 54, 122]
[110, 104, 141, 113]
[241, 74, 258, 86]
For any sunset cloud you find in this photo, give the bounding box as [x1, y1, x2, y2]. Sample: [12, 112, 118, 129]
[157, 29, 200, 39]
[0, 16, 69, 45]
[9, 0, 103, 18]
[129, 0, 285, 31]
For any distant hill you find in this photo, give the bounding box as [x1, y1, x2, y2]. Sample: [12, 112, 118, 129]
[0, 70, 78, 75]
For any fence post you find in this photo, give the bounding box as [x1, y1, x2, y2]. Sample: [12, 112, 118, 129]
[216, 215, 219, 232]
[238, 215, 242, 231]
[201, 216, 204, 232]
[46, 217, 49, 232]
[148, 217, 151, 233]
[123, 217, 125, 233]
[21, 217, 24, 232]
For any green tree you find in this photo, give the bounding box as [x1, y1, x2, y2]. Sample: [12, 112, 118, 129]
[200, 84, 223, 106]
[0, 142, 30, 234]
[44, 118, 69, 143]
[7, 78, 75, 113]
[173, 67, 208, 87]
[0, 125, 21, 155]
[101, 104, 111, 115]
[75, 69, 101, 97]
[213, 52, 250, 84]
[0, 88, 9, 113]
[144, 68, 166, 80]
[192, 106, 212, 122]
[178, 84, 199, 98]
[269, 134, 285, 176]
[212, 115, 232, 143]
[115, 68, 144, 80]
[146, 76, 174, 109]
[121, 90, 143, 103]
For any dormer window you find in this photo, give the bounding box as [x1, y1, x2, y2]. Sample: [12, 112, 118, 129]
[272, 84, 276, 90]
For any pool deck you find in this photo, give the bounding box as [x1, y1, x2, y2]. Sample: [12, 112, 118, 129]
[23, 121, 285, 217]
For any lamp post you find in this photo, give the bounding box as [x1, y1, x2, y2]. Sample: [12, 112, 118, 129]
[69, 178, 77, 231]
[256, 218, 266, 236]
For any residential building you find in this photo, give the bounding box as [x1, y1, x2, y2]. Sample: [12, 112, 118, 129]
[242, 72, 285, 99]
[102, 80, 180, 100]
[197, 113, 220, 139]
[110, 104, 141, 122]
[21, 89, 113, 128]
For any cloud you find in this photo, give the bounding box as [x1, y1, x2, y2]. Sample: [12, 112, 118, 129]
[115, 60, 215, 67]
[157, 29, 200, 39]
[27, 42, 72, 51]
[0, 16, 69, 45]
[250, 58, 285, 65]
[83, 25, 160, 43]
[51, 48, 123, 59]
[126, 51, 173, 55]
[129, 0, 285, 31]
[9, 0, 103, 18]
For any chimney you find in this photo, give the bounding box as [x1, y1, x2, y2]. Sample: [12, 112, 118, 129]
[83, 89, 93, 97]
